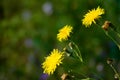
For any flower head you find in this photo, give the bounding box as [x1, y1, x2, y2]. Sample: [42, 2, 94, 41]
[57, 25, 73, 42]
[42, 49, 64, 75]
[82, 6, 104, 27]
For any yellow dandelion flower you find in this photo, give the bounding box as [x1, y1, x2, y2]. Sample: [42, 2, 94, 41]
[82, 6, 105, 27]
[57, 25, 73, 42]
[42, 49, 64, 75]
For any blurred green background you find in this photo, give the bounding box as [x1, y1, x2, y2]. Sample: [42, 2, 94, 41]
[0, 0, 120, 80]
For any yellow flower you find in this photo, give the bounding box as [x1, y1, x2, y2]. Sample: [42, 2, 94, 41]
[42, 49, 64, 75]
[82, 6, 105, 27]
[57, 25, 73, 42]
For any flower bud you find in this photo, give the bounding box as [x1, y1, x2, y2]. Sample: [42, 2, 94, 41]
[107, 58, 113, 65]
[114, 74, 119, 80]
[102, 21, 111, 30]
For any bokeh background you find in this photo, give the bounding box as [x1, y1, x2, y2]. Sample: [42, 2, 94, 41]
[0, 0, 120, 80]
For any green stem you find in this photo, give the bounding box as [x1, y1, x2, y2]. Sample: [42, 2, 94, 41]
[97, 22, 120, 50]
[110, 64, 120, 80]
[73, 49, 83, 62]
[72, 41, 83, 62]
[115, 31, 120, 39]
[105, 31, 120, 49]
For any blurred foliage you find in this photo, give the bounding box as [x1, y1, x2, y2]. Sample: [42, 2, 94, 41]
[0, 0, 120, 80]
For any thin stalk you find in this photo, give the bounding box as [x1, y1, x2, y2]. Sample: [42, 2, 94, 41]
[105, 31, 120, 49]
[73, 49, 83, 62]
[72, 41, 83, 62]
[115, 31, 120, 39]
[110, 64, 120, 80]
